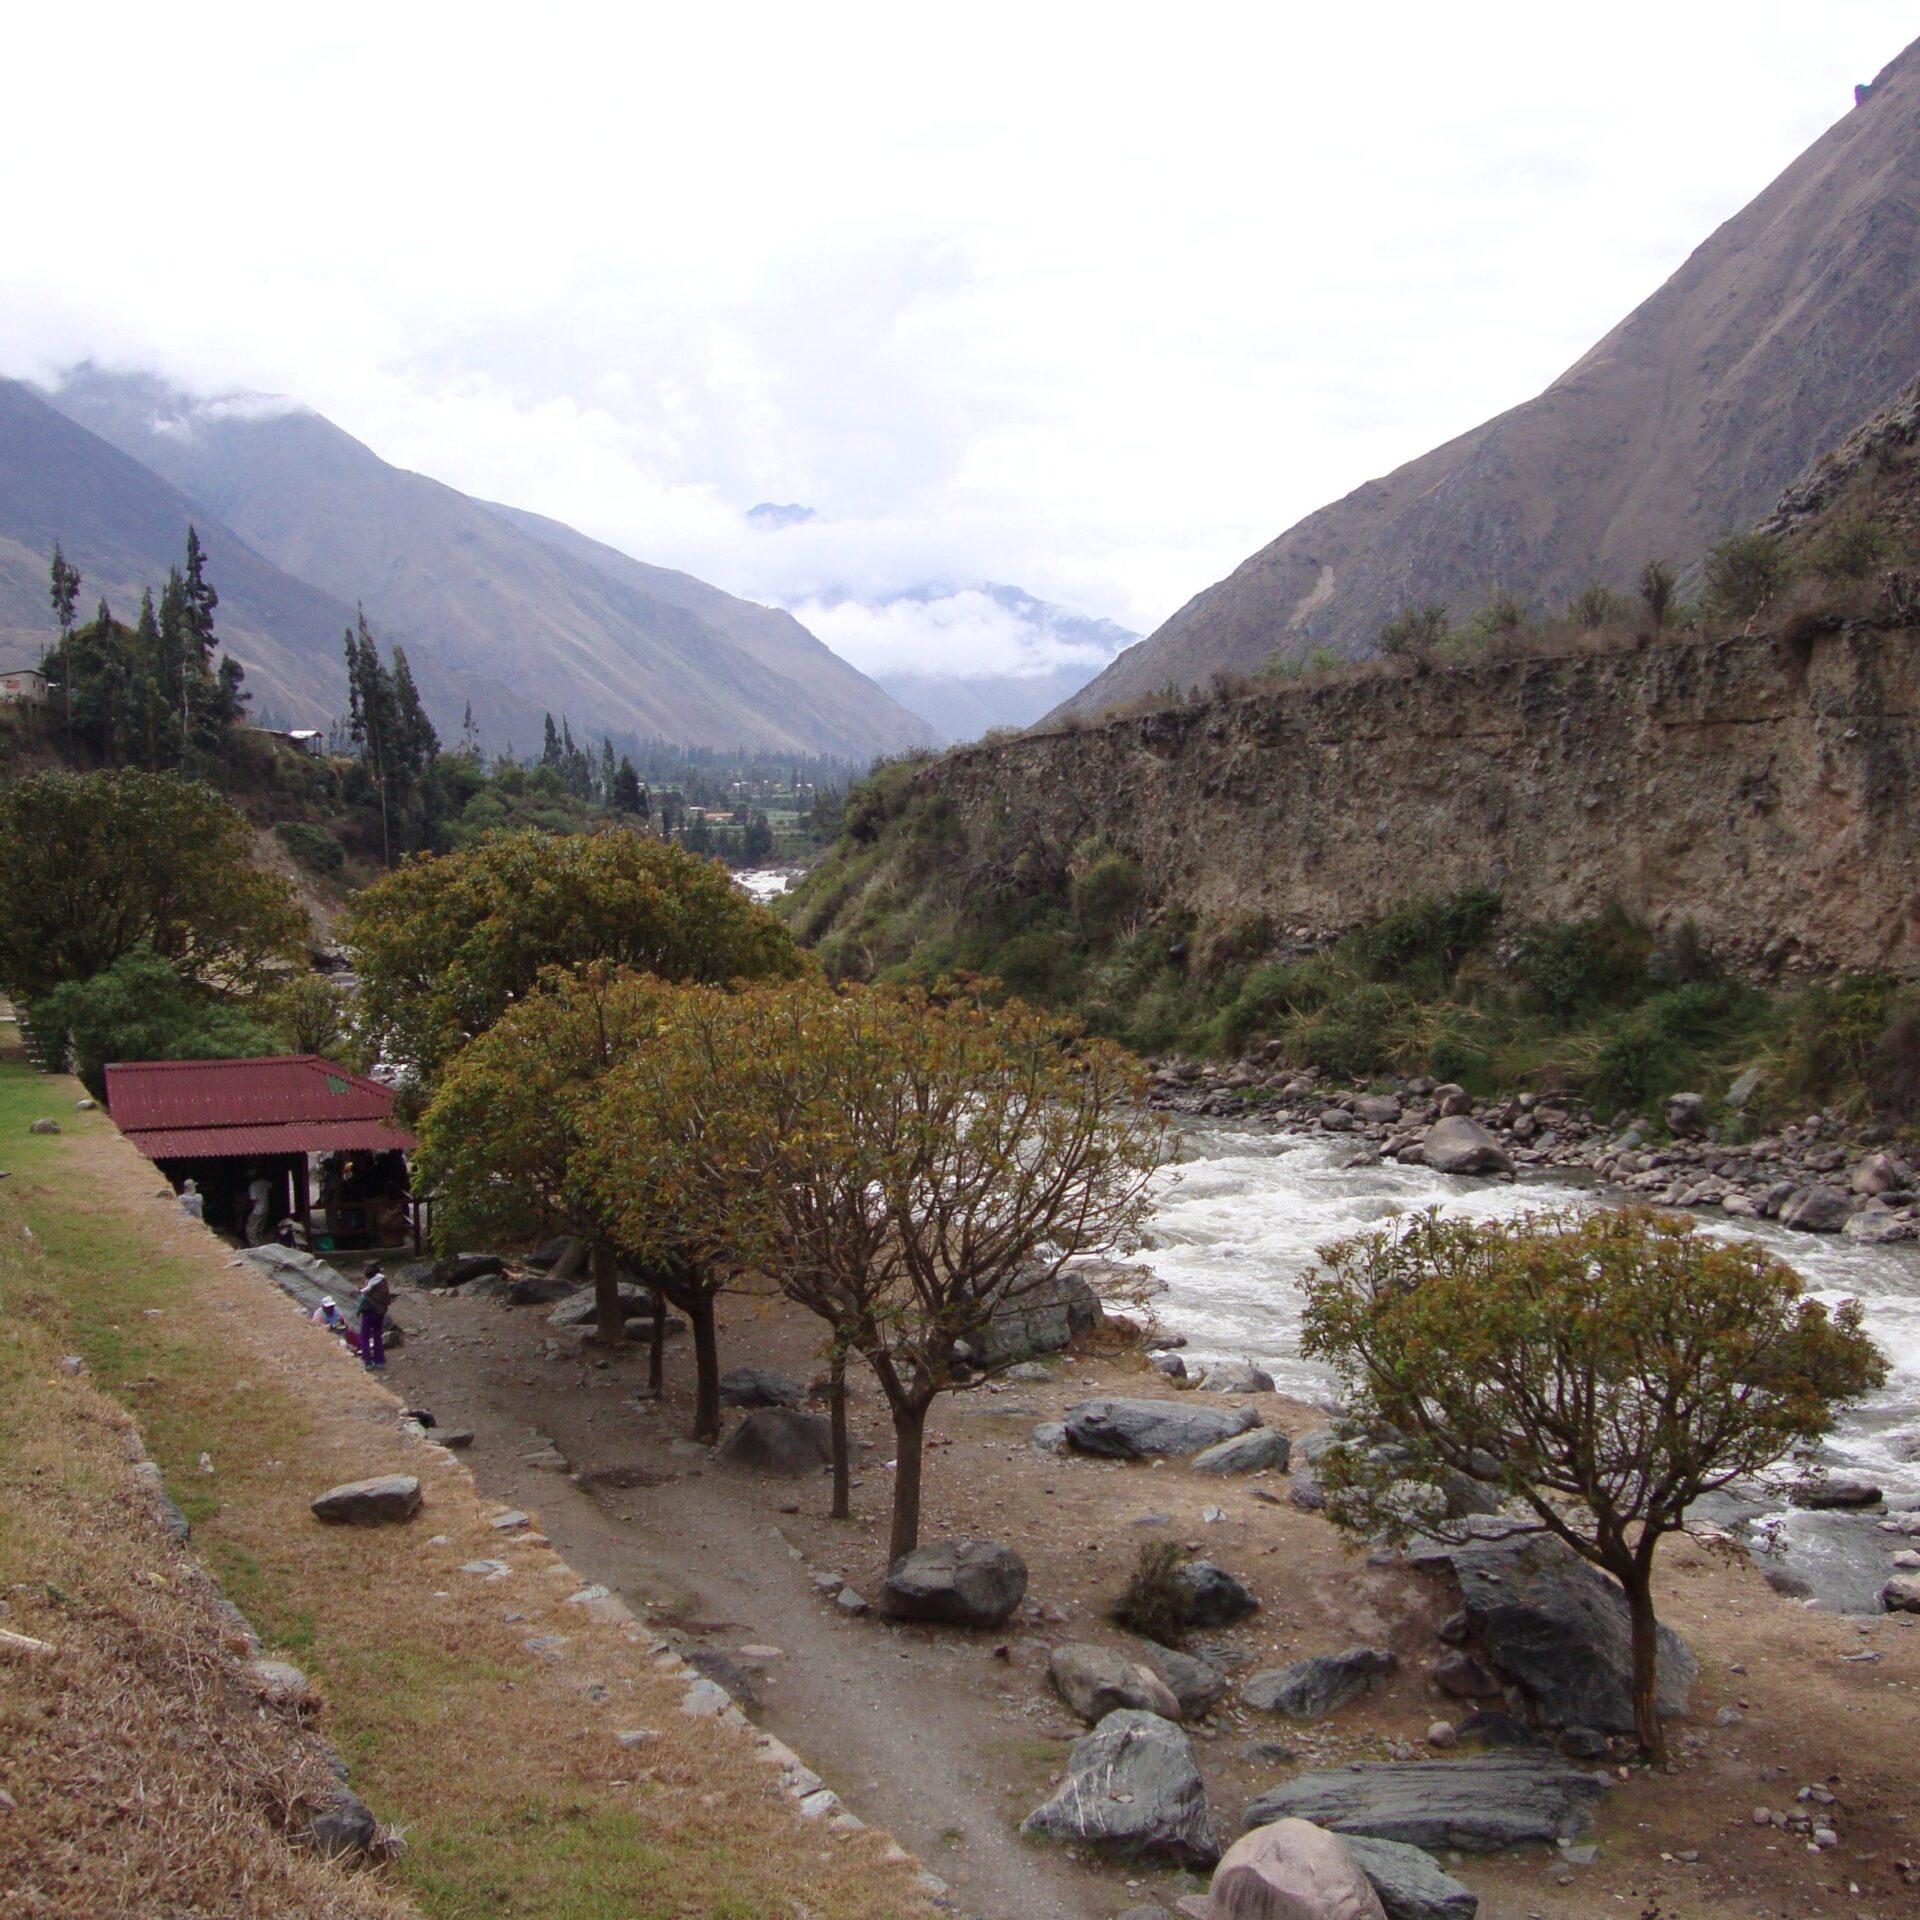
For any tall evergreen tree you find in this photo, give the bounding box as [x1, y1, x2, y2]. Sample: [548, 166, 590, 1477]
[48, 545, 80, 640]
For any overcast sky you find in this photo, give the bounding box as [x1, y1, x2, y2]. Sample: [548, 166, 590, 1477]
[3, 4, 1913, 678]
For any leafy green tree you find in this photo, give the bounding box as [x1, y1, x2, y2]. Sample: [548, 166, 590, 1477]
[0, 770, 307, 1003]
[611, 757, 646, 817]
[1302, 1206, 1886, 1761]
[1702, 533, 1789, 622]
[342, 826, 806, 1084]
[48, 544, 80, 638]
[741, 810, 775, 864]
[36, 947, 279, 1097]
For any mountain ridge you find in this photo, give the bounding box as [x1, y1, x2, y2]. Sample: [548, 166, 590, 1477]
[1059, 37, 1920, 719]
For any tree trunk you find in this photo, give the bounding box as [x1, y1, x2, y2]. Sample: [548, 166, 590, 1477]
[686, 1289, 721, 1445]
[648, 1291, 666, 1393]
[829, 1346, 850, 1521]
[590, 1241, 624, 1346]
[1625, 1568, 1665, 1763]
[886, 1395, 930, 1566]
[551, 1235, 588, 1285]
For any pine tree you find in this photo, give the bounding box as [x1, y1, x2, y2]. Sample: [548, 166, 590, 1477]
[460, 701, 481, 759]
[48, 545, 80, 639]
[344, 609, 394, 866]
[541, 713, 562, 768]
[598, 736, 617, 805]
[612, 756, 645, 815]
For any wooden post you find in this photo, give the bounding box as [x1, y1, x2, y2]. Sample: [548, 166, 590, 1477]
[293, 1154, 313, 1244]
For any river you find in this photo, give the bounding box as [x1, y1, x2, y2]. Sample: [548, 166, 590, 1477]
[1146, 1119, 1920, 1612]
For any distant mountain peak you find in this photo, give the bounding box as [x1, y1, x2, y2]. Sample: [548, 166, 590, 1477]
[746, 501, 816, 530]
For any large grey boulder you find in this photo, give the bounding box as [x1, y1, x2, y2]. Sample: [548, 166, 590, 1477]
[1139, 1640, 1229, 1718]
[964, 1265, 1104, 1368]
[1243, 1755, 1606, 1852]
[1243, 1648, 1397, 1720]
[308, 1789, 379, 1859]
[881, 1538, 1027, 1627]
[1022, 1708, 1219, 1866]
[1200, 1361, 1275, 1395]
[1663, 1092, 1709, 1137]
[1049, 1642, 1183, 1723]
[1881, 1573, 1920, 1613]
[716, 1409, 832, 1477]
[1179, 1560, 1259, 1627]
[310, 1475, 421, 1526]
[1420, 1119, 1513, 1177]
[1194, 1428, 1292, 1476]
[1205, 1818, 1386, 1918]
[1414, 1532, 1694, 1733]
[1066, 1398, 1261, 1459]
[718, 1367, 803, 1409]
[548, 1281, 652, 1328]
[1780, 1185, 1854, 1233]
[1340, 1835, 1480, 1920]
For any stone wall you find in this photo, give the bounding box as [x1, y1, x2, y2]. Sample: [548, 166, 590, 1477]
[917, 626, 1920, 975]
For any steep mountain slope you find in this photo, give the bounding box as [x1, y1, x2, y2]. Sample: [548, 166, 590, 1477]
[1062, 39, 1920, 719]
[42, 369, 933, 758]
[0, 378, 359, 720]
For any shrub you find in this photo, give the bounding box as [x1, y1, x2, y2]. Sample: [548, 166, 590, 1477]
[1515, 907, 1653, 1017]
[1295, 981, 1415, 1079]
[1378, 604, 1450, 659]
[1807, 514, 1894, 582]
[1472, 589, 1528, 637]
[1568, 581, 1628, 627]
[1353, 890, 1503, 987]
[1582, 981, 1753, 1112]
[1638, 559, 1678, 629]
[1110, 1540, 1193, 1643]
[273, 819, 346, 876]
[1703, 532, 1790, 620]
[1071, 851, 1145, 939]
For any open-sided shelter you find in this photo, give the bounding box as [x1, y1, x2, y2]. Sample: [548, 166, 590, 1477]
[105, 1054, 418, 1249]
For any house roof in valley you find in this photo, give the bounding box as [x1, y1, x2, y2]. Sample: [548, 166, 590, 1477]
[105, 1054, 416, 1161]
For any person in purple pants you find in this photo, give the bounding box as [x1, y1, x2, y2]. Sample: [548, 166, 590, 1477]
[355, 1260, 391, 1371]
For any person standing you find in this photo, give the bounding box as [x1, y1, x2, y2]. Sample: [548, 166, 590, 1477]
[244, 1167, 273, 1246]
[355, 1260, 391, 1371]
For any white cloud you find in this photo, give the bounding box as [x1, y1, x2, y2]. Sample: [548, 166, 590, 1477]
[0, 4, 1912, 659]
[793, 589, 1121, 680]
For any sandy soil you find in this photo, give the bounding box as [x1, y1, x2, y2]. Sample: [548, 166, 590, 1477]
[384, 1279, 1920, 1920]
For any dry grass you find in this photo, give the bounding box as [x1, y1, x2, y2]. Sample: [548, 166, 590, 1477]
[0, 1055, 939, 1920]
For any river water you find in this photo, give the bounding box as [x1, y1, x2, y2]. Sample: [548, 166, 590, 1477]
[1145, 1120, 1920, 1612]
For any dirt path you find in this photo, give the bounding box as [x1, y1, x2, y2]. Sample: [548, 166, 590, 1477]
[387, 1269, 1920, 1920]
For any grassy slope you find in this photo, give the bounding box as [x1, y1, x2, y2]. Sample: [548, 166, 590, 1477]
[0, 1056, 935, 1920]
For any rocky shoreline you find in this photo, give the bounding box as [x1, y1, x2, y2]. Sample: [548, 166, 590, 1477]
[1148, 1055, 1920, 1246]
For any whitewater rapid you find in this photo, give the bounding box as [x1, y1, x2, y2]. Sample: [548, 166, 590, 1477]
[1146, 1121, 1920, 1609]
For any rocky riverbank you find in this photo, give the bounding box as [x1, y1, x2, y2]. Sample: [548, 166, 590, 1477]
[1148, 1055, 1920, 1246]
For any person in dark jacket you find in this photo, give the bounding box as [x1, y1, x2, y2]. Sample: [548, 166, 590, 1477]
[355, 1260, 391, 1371]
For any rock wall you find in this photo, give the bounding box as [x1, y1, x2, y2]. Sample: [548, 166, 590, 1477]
[922, 626, 1920, 974]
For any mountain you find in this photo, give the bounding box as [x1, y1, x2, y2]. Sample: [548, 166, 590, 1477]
[1060, 40, 1920, 720]
[863, 585, 1137, 742]
[35, 367, 933, 759]
[0, 377, 362, 720]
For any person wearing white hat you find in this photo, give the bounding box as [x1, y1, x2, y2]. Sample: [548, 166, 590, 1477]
[310, 1293, 360, 1354]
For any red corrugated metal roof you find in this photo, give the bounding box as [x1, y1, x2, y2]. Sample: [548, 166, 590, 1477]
[105, 1055, 415, 1161]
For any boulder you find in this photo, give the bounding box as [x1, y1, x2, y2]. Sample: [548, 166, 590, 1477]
[718, 1367, 803, 1409]
[1663, 1092, 1709, 1137]
[1243, 1648, 1397, 1720]
[964, 1265, 1105, 1368]
[1852, 1151, 1909, 1196]
[1066, 1398, 1261, 1459]
[1243, 1754, 1606, 1853]
[1431, 1085, 1472, 1117]
[1139, 1640, 1230, 1718]
[1412, 1533, 1694, 1733]
[1779, 1185, 1854, 1233]
[1420, 1119, 1512, 1177]
[1152, 1353, 1189, 1380]
[716, 1409, 833, 1477]
[1427, 1652, 1501, 1700]
[1021, 1708, 1219, 1866]
[1318, 1108, 1357, 1133]
[881, 1538, 1028, 1627]
[505, 1271, 579, 1305]
[310, 1475, 421, 1526]
[549, 1282, 652, 1329]
[1353, 1095, 1402, 1125]
[1179, 1560, 1259, 1627]
[1200, 1361, 1276, 1395]
[436, 1253, 506, 1286]
[1205, 1818, 1386, 1919]
[1788, 1476, 1882, 1509]
[1844, 1209, 1916, 1244]
[1193, 1428, 1292, 1476]
[308, 1789, 379, 1860]
[1340, 1835, 1480, 1920]
[1050, 1642, 1184, 1723]
[28, 1118, 60, 1135]
[1881, 1574, 1920, 1613]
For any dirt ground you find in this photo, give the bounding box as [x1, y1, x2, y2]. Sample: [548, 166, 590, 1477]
[384, 1277, 1920, 1920]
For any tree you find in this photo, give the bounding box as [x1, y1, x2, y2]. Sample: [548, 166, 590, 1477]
[342, 825, 806, 1085]
[1702, 532, 1789, 622]
[48, 544, 80, 639]
[36, 947, 279, 1098]
[742, 811, 775, 864]
[1301, 1206, 1886, 1760]
[585, 981, 1165, 1561]
[611, 757, 646, 817]
[1378, 604, 1450, 660]
[0, 770, 308, 1004]
[1638, 559, 1677, 629]
[414, 967, 678, 1365]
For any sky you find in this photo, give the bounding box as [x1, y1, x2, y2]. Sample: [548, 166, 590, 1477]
[2, 4, 1913, 684]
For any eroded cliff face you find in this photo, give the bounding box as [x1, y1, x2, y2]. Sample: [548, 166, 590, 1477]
[914, 627, 1920, 975]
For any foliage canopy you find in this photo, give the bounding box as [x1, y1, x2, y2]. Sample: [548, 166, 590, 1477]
[1302, 1205, 1885, 1757]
